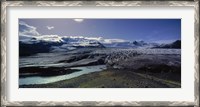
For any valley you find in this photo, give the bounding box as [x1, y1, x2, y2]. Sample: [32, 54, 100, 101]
[19, 48, 181, 88]
[18, 19, 182, 88]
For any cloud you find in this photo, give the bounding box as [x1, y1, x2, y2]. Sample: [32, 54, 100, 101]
[73, 19, 84, 23]
[19, 21, 40, 36]
[154, 39, 177, 44]
[46, 26, 54, 30]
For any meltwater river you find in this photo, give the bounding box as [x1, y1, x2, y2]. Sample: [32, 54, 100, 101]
[19, 65, 106, 85]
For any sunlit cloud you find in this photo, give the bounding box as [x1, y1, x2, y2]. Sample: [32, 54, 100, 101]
[46, 26, 54, 30]
[73, 19, 84, 23]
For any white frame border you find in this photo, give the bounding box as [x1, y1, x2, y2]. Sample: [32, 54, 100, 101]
[1, 1, 199, 106]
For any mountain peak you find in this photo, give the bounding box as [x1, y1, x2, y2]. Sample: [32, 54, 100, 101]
[19, 35, 181, 54]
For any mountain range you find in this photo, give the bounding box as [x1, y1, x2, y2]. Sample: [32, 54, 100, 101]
[19, 35, 181, 56]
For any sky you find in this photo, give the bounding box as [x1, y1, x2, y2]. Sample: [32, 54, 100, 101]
[19, 19, 181, 43]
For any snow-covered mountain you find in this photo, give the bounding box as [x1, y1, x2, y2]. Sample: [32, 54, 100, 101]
[20, 35, 102, 46]
[19, 35, 160, 49]
[19, 35, 105, 56]
[154, 40, 181, 49]
[19, 35, 180, 56]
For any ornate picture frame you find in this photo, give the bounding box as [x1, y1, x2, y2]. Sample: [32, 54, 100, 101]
[1, 1, 199, 106]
